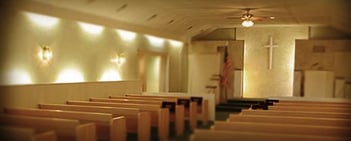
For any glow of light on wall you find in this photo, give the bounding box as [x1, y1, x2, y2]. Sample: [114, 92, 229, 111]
[3, 69, 32, 85]
[99, 69, 122, 81]
[116, 29, 137, 42]
[78, 22, 104, 35]
[169, 40, 183, 47]
[25, 12, 59, 28]
[145, 35, 165, 47]
[56, 69, 84, 83]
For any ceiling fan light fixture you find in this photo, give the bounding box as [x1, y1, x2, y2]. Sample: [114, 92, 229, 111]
[242, 20, 254, 27]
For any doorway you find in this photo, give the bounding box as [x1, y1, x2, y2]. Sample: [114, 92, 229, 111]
[138, 52, 168, 92]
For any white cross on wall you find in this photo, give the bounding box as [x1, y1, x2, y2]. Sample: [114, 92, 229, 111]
[264, 36, 278, 70]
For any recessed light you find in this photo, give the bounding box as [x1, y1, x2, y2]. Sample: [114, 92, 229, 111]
[147, 14, 157, 21]
[116, 4, 128, 12]
[168, 19, 175, 24]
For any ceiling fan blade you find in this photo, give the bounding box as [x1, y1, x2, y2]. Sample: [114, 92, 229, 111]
[226, 16, 242, 19]
[251, 16, 269, 21]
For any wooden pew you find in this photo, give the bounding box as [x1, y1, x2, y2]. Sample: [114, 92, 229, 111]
[0, 126, 57, 141]
[66, 100, 169, 141]
[190, 129, 348, 141]
[113, 95, 201, 129]
[90, 97, 185, 136]
[38, 103, 151, 141]
[240, 109, 351, 119]
[227, 114, 351, 127]
[126, 94, 209, 125]
[273, 102, 351, 108]
[211, 121, 351, 138]
[268, 106, 351, 113]
[278, 100, 351, 106]
[0, 114, 96, 141]
[3, 108, 126, 141]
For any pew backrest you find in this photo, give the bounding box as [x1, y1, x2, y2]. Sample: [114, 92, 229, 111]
[273, 102, 351, 108]
[90, 98, 185, 136]
[91, 98, 162, 105]
[279, 100, 351, 106]
[119, 95, 201, 128]
[3, 108, 126, 141]
[228, 114, 351, 127]
[66, 100, 169, 141]
[38, 103, 151, 141]
[110, 96, 177, 102]
[0, 126, 57, 141]
[241, 109, 351, 119]
[213, 121, 351, 138]
[268, 106, 351, 113]
[190, 129, 349, 141]
[0, 114, 96, 141]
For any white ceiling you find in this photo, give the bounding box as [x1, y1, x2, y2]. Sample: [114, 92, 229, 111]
[28, 0, 351, 40]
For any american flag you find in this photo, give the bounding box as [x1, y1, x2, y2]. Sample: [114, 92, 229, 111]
[221, 47, 232, 88]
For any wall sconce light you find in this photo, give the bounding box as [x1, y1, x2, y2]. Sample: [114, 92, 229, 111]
[111, 53, 126, 65]
[39, 45, 52, 62]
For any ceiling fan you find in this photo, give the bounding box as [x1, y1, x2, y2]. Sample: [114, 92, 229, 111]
[227, 8, 274, 27]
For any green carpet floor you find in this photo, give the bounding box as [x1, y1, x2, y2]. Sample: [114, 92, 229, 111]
[167, 110, 240, 141]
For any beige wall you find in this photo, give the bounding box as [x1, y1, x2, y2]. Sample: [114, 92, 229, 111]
[191, 27, 351, 98]
[236, 27, 309, 98]
[0, 4, 186, 92]
[191, 40, 244, 70]
[0, 81, 141, 108]
[295, 40, 351, 81]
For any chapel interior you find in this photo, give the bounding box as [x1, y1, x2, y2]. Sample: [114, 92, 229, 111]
[0, 0, 351, 141]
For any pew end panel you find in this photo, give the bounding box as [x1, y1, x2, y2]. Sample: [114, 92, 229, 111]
[174, 105, 184, 136]
[157, 108, 170, 141]
[200, 99, 209, 126]
[110, 116, 127, 141]
[75, 123, 97, 141]
[189, 102, 198, 130]
[137, 111, 151, 141]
